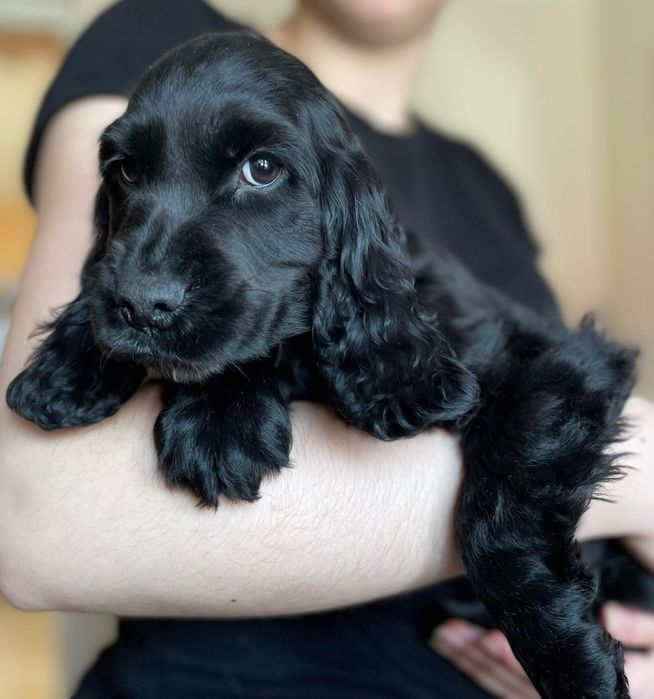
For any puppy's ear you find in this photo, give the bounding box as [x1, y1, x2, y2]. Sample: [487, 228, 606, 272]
[6, 182, 145, 429]
[313, 139, 478, 439]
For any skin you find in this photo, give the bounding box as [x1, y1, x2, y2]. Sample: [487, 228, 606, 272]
[0, 0, 653, 690]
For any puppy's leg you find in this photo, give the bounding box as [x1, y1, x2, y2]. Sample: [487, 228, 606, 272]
[457, 331, 635, 699]
[6, 294, 145, 429]
[154, 366, 291, 507]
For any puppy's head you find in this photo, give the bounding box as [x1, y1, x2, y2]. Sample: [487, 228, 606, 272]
[90, 32, 477, 435]
[91, 33, 331, 381]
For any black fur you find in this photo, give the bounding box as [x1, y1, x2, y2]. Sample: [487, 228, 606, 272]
[7, 33, 638, 698]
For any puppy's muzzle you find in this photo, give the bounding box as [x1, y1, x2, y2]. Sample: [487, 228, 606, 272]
[115, 275, 186, 331]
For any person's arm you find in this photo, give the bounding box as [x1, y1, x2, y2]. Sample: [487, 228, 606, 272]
[0, 98, 652, 618]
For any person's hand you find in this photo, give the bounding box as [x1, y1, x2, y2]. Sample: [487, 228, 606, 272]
[603, 602, 654, 699]
[429, 619, 539, 699]
[429, 603, 654, 699]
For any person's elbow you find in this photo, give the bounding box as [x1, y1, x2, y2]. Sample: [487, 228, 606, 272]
[0, 446, 55, 612]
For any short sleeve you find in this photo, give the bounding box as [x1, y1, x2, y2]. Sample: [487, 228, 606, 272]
[24, 0, 242, 201]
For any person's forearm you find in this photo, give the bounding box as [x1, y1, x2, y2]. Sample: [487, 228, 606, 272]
[2, 385, 653, 618]
[0, 377, 464, 615]
[1, 97, 652, 619]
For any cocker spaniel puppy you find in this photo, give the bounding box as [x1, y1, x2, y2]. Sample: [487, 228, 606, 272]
[7, 33, 636, 698]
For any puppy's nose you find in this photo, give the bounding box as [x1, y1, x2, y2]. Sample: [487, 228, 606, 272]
[116, 278, 185, 330]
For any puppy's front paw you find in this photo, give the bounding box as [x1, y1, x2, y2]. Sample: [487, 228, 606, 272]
[8, 364, 91, 429]
[7, 358, 143, 430]
[6, 295, 144, 430]
[154, 385, 291, 507]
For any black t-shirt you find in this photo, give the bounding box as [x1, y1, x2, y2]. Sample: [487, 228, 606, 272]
[26, 0, 558, 319]
[26, 2, 559, 697]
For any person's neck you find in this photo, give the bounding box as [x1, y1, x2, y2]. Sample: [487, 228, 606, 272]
[264, 10, 432, 135]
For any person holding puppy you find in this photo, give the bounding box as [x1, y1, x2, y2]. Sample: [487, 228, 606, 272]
[1, 1, 653, 697]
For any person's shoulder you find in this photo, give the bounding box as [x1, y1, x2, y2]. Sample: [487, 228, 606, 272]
[70, 0, 242, 63]
[417, 119, 560, 318]
[419, 121, 516, 194]
[44, 0, 244, 100]
[24, 0, 244, 201]
[418, 120, 525, 222]
[85, 0, 237, 30]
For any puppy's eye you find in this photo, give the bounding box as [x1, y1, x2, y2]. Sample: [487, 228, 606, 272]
[119, 160, 138, 186]
[240, 157, 280, 188]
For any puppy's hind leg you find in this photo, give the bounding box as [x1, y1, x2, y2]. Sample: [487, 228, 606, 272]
[457, 330, 635, 698]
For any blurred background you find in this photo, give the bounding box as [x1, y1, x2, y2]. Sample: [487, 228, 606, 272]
[0, 0, 652, 697]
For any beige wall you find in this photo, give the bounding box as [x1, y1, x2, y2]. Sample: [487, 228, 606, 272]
[598, 0, 654, 394]
[1, 0, 652, 389]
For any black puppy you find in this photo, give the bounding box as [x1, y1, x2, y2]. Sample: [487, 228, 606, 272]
[7, 33, 636, 698]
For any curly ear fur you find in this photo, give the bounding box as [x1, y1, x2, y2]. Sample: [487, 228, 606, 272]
[313, 139, 479, 440]
[6, 294, 145, 429]
[6, 184, 145, 429]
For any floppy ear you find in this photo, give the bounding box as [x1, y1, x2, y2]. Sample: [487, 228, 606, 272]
[5, 183, 145, 429]
[312, 139, 479, 440]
